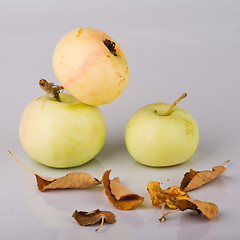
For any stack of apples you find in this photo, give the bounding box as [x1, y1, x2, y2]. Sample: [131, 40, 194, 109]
[19, 27, 199, 168]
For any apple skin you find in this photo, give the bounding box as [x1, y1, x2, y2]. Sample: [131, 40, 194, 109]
[19, 93, 106, 168]
[125, 103, 199, 167]
[52, 27, 129, 106]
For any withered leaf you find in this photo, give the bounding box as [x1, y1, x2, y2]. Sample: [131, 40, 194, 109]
[8, 150, 101, 192]
[35, 172, 101, 192]
[72, 209, 116, 231]
[174, 199, 218, 220]
[180, 160, 230, 192]
[147, 180, 218, 221]
[102, 170, 144, 210]
[147, 180, 189, 209]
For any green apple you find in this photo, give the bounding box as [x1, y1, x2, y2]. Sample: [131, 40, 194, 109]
[52, 27, 129, 106]
[19, 93, 106, 168]
[125, 95, 199, 167]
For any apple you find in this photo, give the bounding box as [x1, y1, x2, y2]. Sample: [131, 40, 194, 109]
[19, 93, 106, 168]
[52, 27, 129, 106]
[125, 93, 199, 167]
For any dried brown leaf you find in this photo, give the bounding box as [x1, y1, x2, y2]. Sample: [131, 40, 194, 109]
[36, 172, 101, 192]
[180, 160, 230, 192]
[110, 177, 133, 200]
[147, 180, 189, 209]
[102, 170, 144, 210]
[175, 199, 218, 220]
[72, 209, 116, 231]
[147, 180, 218, 221]
[9, 151, 101, 192]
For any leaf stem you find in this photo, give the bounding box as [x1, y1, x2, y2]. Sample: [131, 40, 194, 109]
[159, 209, 180, 222]
[161, 203, 165, 216]
[164, 93, 187, 116]
[8, 150, 35, 175]
[222, 160, 230, 166]
[95, 216, 105, 231]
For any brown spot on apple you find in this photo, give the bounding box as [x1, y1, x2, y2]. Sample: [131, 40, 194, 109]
[104, 39, 117, 56]
[77, 28, 83, 38]
[185, 122, 194, 135]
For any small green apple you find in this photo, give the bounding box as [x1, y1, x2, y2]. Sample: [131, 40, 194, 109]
[125, 94, 199, 167]
[19, 93, 106, 168]
[52, 27, 129, 106]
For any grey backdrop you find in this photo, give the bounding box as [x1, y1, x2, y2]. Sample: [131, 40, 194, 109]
[1, 0, 239, 239]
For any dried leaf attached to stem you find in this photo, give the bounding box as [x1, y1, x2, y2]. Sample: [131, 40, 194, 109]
[102, 170, 144, 210]
[72, 209, 116, 231]
[147, 180, 218, 221]
[180, 160, 230, 192]
[8, 150, 101, 192]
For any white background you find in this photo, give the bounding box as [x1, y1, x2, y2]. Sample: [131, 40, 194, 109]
[1, 0, 240, 239]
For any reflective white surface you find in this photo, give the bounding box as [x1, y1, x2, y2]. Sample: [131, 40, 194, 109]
[1, 0, 240, 239]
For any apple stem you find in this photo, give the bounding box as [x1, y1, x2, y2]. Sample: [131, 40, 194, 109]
[39, 79, 64, 102]
[164, 93, 187, 116]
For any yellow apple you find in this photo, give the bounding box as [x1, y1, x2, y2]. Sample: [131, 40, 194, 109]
[19, 93, 106, 168]
[52, 27, 129, 106]
[125, 100, 199, 167]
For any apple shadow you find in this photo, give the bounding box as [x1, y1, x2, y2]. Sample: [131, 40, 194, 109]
[22, 153, 104, 181]
[192, 142, 213, 165]
[98, 136, 128, 162]
[193, 130, 230, 165]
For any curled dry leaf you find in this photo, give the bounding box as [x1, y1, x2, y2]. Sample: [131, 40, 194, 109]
[147, 180, 218, 221]
[35, 172, 101, 192]
[102, 170, 144, 210]
[147, 180, 189, 209]
[72, 209, 116, 232]
[8, 151, 101, 192]
[180, 160, 230, 192]
[179, 199, 218, 220]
